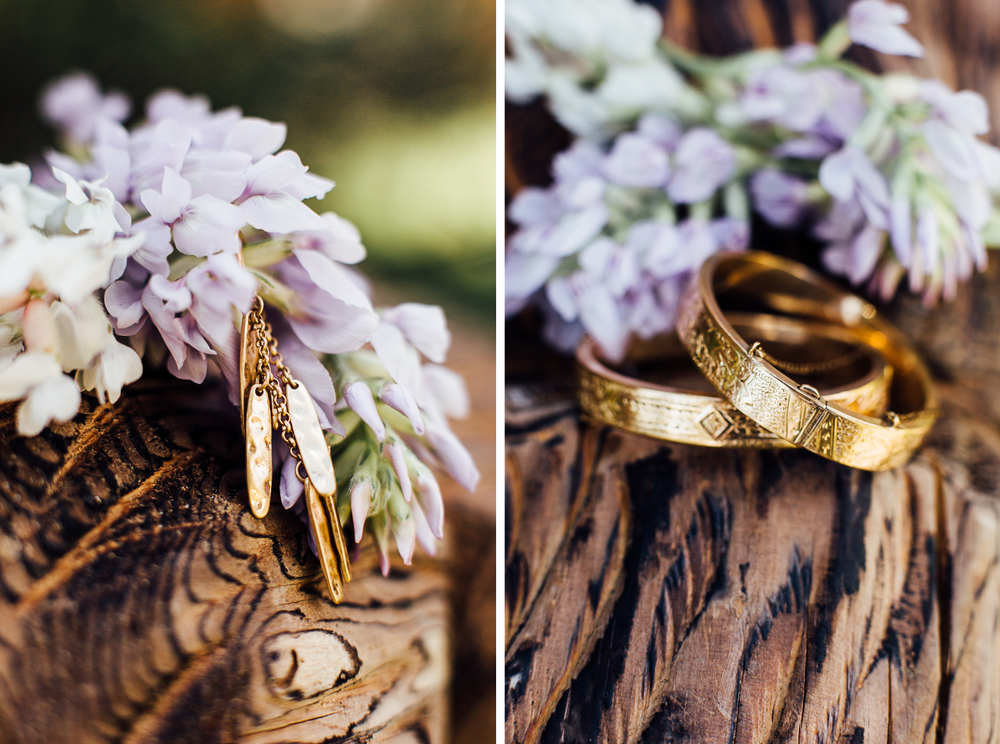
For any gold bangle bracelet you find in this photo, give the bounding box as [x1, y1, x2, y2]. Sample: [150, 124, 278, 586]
[578, 312, 893, 448]
[677, 252, 939, 471]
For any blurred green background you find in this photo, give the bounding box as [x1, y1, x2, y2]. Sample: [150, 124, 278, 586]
[0, 0, 496, 324]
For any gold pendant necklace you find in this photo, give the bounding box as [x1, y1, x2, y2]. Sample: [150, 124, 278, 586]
[239, 296, 352, 602]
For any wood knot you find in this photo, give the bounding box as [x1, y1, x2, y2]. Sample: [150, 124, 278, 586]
[262, 630, 361, 700]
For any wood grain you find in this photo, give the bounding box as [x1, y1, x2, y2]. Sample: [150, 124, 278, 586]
[0, 378, 450, 744]
[0, 317, 496, 744]
[505, 1, 1000, 742]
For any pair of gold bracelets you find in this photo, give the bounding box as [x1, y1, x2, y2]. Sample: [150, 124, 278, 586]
[577, 252, 939, 471]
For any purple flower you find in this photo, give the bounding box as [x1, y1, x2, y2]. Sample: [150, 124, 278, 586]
[546, 272, 628, 361]
[818, 145, 890, 228]
[184, 253, 257, 348]
[284, 212, 367, 265]
[280, 453, 305, 510]
[223, 117, 288, 163]
[552, 140, 604, 185]
[741, 66, 821, 132]
[712, 217, 750, 251]
[822, 223, 885, 284]
[921, 119, 981, 182]
[134, 167, 244, 270]
[369, 303, 451, 409]
[602, 132, 670, 188]
[507, 178, 608, 260]
[344, 381, 385, 441]
[140, 275, 213, 383]
[504, 250, 560, 316]
[128, 119, 193, 198]
[847, 0, 924, 57]
[104, 279, 146, 333]
[380, 382, 425, 434]
[636, 114, 682, 150]
[424, 420, 480, 493]
[40, 72, 130, 144]
[920, 80, 989, 136]
[889, 196, 913, 267]
[380, 304, 450, 364]
[274, 256, 379, 354]
[237, 151, 333, 234]
[145, 90, 243, 150]
[750, 169, 812, 228]
[667, 128, 736, 204]
[419, 365, 469, 421]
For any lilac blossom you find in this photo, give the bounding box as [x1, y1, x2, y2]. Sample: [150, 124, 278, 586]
[667, 129, 737, 204]
[11, 74, 480, 571]
[847, 0, 924, 57]
[505, 0, 708, 139]
[749, 170, 813, 228]
[40, 73, 130, 144]
[602, 133, 670, 188]
[506, 110, 747, 359]
[506, 0, 1000, 355]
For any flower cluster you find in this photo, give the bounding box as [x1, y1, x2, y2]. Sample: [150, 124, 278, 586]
[0, 162, 143, 434]
[506, 0, 1000, 359]
[506, 126, 747, 360]
[0, 73, 479, 571]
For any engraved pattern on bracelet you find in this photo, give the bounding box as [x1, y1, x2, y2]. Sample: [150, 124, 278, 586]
[578, 369, 787, 448]
[677, 253, 938, 471]
[577, 321, 891, 449]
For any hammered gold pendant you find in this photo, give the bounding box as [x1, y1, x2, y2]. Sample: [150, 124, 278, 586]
[238, 310, 259, 437]
[304, 479, 351, 603]
[239, 300, 353, 604]
[245, 384, 273, 519]
[286, 380, 337, 496]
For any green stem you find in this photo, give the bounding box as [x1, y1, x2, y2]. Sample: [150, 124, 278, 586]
[816, 20, 851, 61]
[248, 269, 298, 315]
[167, 253, 205, 281]
[242, 239, 293, 269]
[657, 38, 781, 83]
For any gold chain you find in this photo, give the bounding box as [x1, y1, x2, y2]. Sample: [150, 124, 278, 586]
[248, 298, 309, 482]
[749, 342, 874, 376]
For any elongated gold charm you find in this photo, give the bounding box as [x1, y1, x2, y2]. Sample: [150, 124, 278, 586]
[305, 478, 346, 602]
[286, 380, 337, 496]
[239, 302, 352, 602]
[245, 384, 273, 518]
[238, 310, 259, 436]
[322, 489, 352, 583]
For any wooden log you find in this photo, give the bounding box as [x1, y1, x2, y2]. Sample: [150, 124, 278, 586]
[0, 326, 495, 744]
[505, 1, 1000, 742]
[506, 313, 1000, 744]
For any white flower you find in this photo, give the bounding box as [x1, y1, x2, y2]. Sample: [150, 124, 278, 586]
[51, 168, 124, 242]
[48, 297, 110, 371]
[0, 351, 81, 435]
[0, 164, 63, 229]
[370, 303, 450, 396]
[506, 0, 662, 65]
[79, 335, 143, 404]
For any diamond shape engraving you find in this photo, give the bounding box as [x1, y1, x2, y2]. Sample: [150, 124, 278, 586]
[698, 405, 734, 440]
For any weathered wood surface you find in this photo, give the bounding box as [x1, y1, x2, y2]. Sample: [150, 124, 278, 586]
[505, 1, 1000, 742]
[0, 325, 495, 744]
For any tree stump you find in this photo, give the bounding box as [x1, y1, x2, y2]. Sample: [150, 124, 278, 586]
[0, 326, 495, 744]
[504, 1, 1000, 742]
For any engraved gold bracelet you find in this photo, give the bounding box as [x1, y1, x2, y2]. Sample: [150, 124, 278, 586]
[578, 312, 892, 448]
[677, 251, 938, 471]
